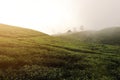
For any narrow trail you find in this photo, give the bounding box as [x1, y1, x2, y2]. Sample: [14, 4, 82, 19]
[44, 44, 100, 54]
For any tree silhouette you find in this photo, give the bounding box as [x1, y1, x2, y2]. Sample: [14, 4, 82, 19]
[67, 30, 72, 33]
[80, 25, 84, 31]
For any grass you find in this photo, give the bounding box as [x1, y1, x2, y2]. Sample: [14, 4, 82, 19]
[0, 24, 120, 80]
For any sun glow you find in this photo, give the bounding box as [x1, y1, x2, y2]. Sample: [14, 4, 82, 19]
[1, 0, 120, 34]
[0, 0, 81, 34]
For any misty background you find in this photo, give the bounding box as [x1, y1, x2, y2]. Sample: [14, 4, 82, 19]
[0, 0, 120, 34]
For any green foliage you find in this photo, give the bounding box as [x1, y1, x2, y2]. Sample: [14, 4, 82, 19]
[57, 27, 120, 45]
[0, 24, 120, 80]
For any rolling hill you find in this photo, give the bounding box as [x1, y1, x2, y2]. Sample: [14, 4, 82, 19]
[57, 27, 120, 45]
[0, 24, 120, 80]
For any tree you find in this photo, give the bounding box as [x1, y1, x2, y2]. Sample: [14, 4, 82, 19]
[80, 25, 84, 31]
[67, 30, 72, 33]
[73, 27, 77, 32]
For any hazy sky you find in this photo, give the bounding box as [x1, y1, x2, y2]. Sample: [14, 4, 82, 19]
[0, 0, 120, 34]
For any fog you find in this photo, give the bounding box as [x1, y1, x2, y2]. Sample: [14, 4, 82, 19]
[0, 0, 120, 34]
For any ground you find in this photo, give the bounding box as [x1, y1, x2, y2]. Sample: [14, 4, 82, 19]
[0, 24, 120, 80]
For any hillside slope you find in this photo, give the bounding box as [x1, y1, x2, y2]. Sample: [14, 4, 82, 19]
[57, 27, 120, 45]
[96, 27, 120, 45]
[0, 24, 120, 80]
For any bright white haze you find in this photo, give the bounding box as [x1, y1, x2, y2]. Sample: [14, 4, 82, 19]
[0, 0, 120, 34]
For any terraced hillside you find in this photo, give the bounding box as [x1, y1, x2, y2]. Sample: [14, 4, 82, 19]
[0, 24, 120, 80]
